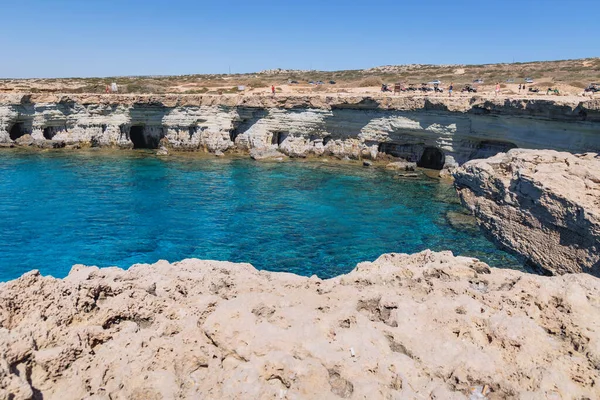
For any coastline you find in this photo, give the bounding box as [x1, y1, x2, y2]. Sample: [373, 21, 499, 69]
[2, 93, 599, 170]
[2, 94, 600, 398]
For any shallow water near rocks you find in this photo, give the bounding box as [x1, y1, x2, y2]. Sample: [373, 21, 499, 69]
[0, 150, 521, 281]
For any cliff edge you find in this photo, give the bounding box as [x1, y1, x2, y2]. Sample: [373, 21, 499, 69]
[2, 94, 600, 169]
[1, 251, 599, 399]
[454, 149, 600, 276]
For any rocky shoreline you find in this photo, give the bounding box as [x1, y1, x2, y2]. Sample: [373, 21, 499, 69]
[1, 251, 599, 399]
[2, 98, 600, 398]
[2, 94, 599, 170]
[454, 149, 600, 277]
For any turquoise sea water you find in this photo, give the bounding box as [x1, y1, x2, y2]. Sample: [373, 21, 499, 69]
[0, 150, 521, 281]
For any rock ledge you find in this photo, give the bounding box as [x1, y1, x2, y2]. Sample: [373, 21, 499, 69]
[454, 149, 600, 276]
[1, 251, 599, 399]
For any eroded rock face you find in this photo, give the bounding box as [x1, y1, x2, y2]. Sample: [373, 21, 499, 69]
[454, 149, 600, 276]
[1, 94, 599, 168]
[1, 251, 599, 399]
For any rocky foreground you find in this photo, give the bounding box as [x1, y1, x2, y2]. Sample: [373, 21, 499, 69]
[454, 149, 600, 277]
[1, 251, 599, 399]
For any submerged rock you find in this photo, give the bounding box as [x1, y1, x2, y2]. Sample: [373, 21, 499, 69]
[396, 172, 420, 178]
[0, 251, 599, 399]
[454, 149, 600, 276]
[445, 210, 479, 234]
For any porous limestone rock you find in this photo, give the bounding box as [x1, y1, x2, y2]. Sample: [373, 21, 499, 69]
[1, 251, 599, 399]
[385, 161, 416, 171]
[156, 146, 169, 156]
[250, 147, 287, 161]
[1, 94, 599, 169]
[454, 149, 600, 276]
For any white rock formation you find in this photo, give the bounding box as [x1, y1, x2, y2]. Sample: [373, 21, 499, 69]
[1, 251, 599, 399]
[1, 94, 599, 169]
[454, 149, 600, 276]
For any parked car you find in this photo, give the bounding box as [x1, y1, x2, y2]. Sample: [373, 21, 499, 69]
[428, 80, 441, 85]
[461, 84, 477, 93]
[525, 78, 534, 83]
[506, 78, 515, 83]
[329, 80, 336, 84]
[289, 80, 298, 84]
[584, 83, 600, 93]
[316, 81, 324, 85]
[473, 78, 484, 84]
[308, 81, 315, 85]
[528, 87, 540, 93]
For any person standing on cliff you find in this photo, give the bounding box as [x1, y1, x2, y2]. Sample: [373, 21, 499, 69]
[518, 84, 522, 93]
[448, 82, 453, 97]
[495, 82, 500, 96]
[271, 85, 275, 96]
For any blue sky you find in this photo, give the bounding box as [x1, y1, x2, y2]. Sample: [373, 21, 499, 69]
[0, 0, 598, 78]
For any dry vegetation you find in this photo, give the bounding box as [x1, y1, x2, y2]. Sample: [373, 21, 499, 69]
[0, 58, 598, 96]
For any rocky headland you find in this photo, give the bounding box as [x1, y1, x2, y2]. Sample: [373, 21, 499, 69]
[1, 251, 599, 399]
[454, 149, 600, 277]
[1, 94, 599, 170]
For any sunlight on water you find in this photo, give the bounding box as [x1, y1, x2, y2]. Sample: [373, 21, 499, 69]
[0, 150, 521, 281]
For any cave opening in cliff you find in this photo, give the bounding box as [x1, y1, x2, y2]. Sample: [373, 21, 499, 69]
[9, 123, 26, 141]
[271, 132, 288, 146]
[417, 147, 445, 170]
[271, 132, 280, 145]
[129, 125, 160, 149]
[43, 127, 56, 140]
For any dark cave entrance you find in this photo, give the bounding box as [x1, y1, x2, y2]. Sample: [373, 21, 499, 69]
[417, 147, 445, 170]
[272, 132, 288, 146]
[43, 127, 57, 140]
[9, 123, 26, 141]
[130, 125, 158, 149]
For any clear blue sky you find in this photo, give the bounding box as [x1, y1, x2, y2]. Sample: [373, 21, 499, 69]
[0, 0, 598, 78]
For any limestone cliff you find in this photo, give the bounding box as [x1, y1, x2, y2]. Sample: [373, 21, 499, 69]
[454, 149, 600, 276]
[1, 94, 599, 169]
[1, 251, 599, 399]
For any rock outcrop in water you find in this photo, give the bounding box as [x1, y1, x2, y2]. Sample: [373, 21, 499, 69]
[1, 94, 599, 169]
[1, 251, 599, 399]
[454, 149, 600, 277]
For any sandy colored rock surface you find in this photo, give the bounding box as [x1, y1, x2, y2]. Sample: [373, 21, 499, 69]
[454, 149, 600, 276]
[1, 251, 599, 399]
